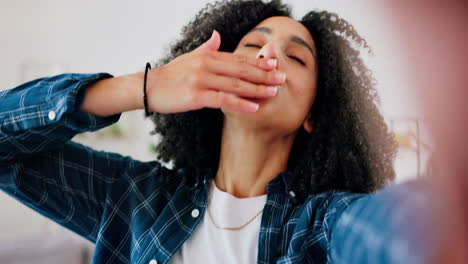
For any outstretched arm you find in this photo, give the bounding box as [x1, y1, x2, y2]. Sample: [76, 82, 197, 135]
[329, 180, 436, 264]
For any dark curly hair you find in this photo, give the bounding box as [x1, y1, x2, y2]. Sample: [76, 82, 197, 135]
[149, 0, 398, 201]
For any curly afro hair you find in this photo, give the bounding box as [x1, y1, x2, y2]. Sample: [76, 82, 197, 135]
[149, 0, 398, 201]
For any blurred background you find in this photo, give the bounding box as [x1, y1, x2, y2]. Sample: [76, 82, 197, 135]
[0, 0, 434, 263]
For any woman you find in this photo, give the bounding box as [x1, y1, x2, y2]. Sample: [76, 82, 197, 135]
[0, 0, 433, 263]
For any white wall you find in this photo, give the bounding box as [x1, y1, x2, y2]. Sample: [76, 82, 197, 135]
[0, 0, 425, 244]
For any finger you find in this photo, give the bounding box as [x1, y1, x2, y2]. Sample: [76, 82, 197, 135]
[203, 73, 278, 99]
[206, 56, 286, 86]
[201, 90, 259, 113]
[194, 30, 221, 53]
[205, 30, 221, 51]
[214, 52, 277, 70]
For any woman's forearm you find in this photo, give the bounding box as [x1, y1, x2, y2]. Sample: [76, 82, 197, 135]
[80, 71, 146, 117]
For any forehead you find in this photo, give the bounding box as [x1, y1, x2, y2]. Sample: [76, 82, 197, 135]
[251, 16, 315, 47]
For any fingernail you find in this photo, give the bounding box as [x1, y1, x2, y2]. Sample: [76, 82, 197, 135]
[248, 103, 259, 112]
[209, 29, 218, 39]
[275, 72, 286, 82]
[266, 86, 278, 96]
[267, 59, 277, 67]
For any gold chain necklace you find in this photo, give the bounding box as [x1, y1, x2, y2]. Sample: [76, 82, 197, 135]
[207, 180, 264, 231]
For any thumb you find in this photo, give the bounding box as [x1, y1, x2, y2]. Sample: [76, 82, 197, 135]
[197, 30, 221, 52]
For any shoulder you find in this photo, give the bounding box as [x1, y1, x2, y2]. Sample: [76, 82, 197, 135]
[288, 191, 368, 237]
[283, 191, 368, 256]
[298, 191, 368, 226]
[105, 157, 190, 201]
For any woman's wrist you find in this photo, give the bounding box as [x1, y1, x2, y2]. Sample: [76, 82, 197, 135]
[80, 71, 147, 117]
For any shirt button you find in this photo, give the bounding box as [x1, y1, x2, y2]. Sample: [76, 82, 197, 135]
[149, 260, 158, 264]
[289, 190, 296, 198]
[191, 208, 200, 218]
[48, 111, 56, 121]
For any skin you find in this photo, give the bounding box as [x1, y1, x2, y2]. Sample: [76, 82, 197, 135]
[215, 16, 318, 198]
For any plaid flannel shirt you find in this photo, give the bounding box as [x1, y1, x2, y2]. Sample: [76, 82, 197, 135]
[0, 73, 433, 264]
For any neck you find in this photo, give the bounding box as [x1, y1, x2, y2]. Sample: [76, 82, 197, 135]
[215, 117, 296, 198]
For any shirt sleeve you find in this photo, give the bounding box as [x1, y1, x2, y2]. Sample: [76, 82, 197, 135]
[328, 180, 436, 264]
[0, 73, 162, 243]
[0, 72, 120, 157]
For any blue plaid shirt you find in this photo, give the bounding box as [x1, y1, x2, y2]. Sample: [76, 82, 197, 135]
[0, 73, 433, 264]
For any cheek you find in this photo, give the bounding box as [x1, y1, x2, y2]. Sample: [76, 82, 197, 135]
[232, 43, 247, 55]
[288, 75, 317, 109]
[278, 77, 316, 128]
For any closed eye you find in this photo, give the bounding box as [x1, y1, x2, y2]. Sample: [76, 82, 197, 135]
[244, 44, 262, 48]
[289, 56, 305, 66]
[244, 44, 306, 66]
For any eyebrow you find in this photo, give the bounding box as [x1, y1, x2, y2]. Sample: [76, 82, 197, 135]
[247, 27, 317, 61]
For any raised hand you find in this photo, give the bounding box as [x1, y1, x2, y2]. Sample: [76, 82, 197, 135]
[146, 30, 286, 114]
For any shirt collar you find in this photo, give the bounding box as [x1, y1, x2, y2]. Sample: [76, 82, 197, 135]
[266, 169, 296, 194]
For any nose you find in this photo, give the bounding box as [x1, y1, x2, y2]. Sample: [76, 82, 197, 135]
[255, 40, 286, 66]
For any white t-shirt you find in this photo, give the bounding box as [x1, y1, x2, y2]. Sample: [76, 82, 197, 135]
[169, 179, 267, 264]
